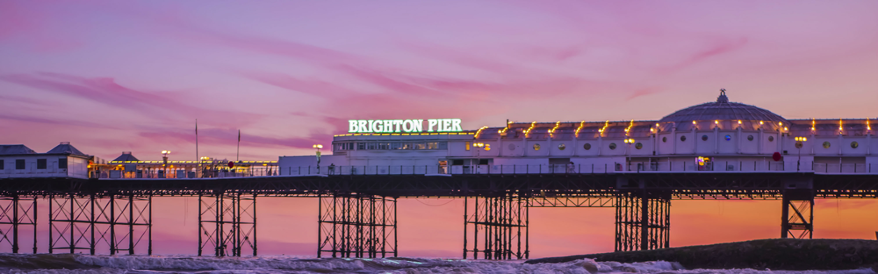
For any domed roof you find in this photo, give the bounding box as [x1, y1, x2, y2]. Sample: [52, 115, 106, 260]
[659, 89, 787, 124]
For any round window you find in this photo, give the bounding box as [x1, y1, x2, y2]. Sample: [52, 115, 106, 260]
[823, 141, 831, 149]
[702, 135, 708, 141]
[851, 141, 859, 149]
[609, 143, 617, 150]
[558, 143, 566, 150]
[747, 135, 754, 141]
[725, 135, 731, 141]
[583, 143, 591, 150]
[635, 142, 643, 149]
[768, 136, 774, 142]
[680, 136, 687, 142]
[533, 144, 541, 151]
[662, 137, 667, 143]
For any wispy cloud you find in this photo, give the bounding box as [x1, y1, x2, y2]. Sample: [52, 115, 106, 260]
[0, 72, 263, 126]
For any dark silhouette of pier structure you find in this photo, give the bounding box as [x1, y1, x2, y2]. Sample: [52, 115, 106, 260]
[1, 171, 876, 259]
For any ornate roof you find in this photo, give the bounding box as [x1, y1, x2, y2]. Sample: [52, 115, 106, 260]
[46, 142, 88, 156]
[112, 152, 139, 162]
[659, 89, 788, 125]
[0, 145, 36, 155]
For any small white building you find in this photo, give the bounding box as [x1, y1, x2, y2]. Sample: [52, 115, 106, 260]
[0, 142, 91, 179]
[280, 90, 877, 175]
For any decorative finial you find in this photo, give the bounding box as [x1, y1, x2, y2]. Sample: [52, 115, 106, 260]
[717, 88, 729, 103]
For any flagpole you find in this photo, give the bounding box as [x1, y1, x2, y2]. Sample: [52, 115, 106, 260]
[196, 119, 200, 178]
[236, 129, 241, 162]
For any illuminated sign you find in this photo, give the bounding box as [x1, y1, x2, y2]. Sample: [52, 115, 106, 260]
[348, 119, 463, 133]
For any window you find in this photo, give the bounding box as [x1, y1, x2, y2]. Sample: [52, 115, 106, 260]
[0, 160, 4, 170]
[725, 135, 731, 141]
[609, 143, 617, 150]
[747, 135, 754, 141]
[427, 142, 438, 149]
[851, 141, 858, 149]
[702, 135, 708, 141]
[59, 158, 68, 169]
[379, 143, 390, 150]
[478, 159, 489, 165]
[391, 143, 403, 150]
[635, 142, 643, 149]
[15, 159, 25, 170]
[533, 144, 541, 151]
[452, 160, 464, 165]
[438, 142, 448, 150]
[662, 137, 667, 143]
[367, 143, 377, 150]
[558, 144, 566, 150]
[680, 136, 687, 142]
[357, 143, 366, 150]
[583, 143, 591, 150]
[823, 141, 831, 149]
[414, 143, 426, 150]
[37, 159, 47, 169]
[466, 142, 471, 151]
[768, 136, 774, 142]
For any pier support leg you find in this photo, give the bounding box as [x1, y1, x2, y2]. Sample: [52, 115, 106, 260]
[463, 194, 528, 260]
[0, 195, 37, 253]
[318, 194, 396, 258]
[614, 191, 670, 252]
[93, 194, 153, 255]
[198, 193, 256, 257]
[781, 190, 813, 239]
[48, 195, 93, 254]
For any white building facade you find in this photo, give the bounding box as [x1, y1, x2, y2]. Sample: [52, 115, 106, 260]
[281, 90, 877, 175]
[0, 143, 91, 179]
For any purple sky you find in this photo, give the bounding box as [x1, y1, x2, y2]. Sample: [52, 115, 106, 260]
[3, 0, 878, 258]
[2, 0, 877, 161]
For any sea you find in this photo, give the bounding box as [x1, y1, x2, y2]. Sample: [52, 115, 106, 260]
[1, 254, 875, 274]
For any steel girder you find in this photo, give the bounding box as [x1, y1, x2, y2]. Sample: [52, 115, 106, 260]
[198, 192, 256, 257]
[317, 194, 397, 258]
[0, 195, 37, 254]
[463, 194, 528, 260]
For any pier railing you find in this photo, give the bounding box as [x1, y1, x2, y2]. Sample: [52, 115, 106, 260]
[278, 162, 875, 176]
[89, 162, 875, 179]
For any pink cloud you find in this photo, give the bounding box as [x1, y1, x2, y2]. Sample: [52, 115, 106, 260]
[0, 72, 263, 126]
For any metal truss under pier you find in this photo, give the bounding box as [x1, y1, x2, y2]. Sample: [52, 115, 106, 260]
[781, 189, 814, 239]
[463, 194, 529, 260]
[0, 195, 37, 254]
[317, 194, 397, 258]
[198, 193, 256, 257]
[48, 194, 152, 255]
[615, 191, 671, 252]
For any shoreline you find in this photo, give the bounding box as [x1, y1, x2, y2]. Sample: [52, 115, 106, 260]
[525, 239, 878, 271]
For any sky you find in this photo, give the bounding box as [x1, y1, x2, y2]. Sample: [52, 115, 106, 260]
[2, 0, 878, 257]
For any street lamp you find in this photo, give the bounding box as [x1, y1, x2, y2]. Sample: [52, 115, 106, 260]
[473, 143, 485, 174]
[161, 150, 170, 178]
[794, 137, 807, 171]
[623, 138, 634, 171]
[313, 144, 323, 174]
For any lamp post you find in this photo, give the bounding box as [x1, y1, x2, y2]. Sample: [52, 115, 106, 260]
[623, 138, 634, 171]
[161, 150, 170, 178]
[473, 142, 484, 174]
[313, 144, 323, 174]
[795, 137, 807, 172]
